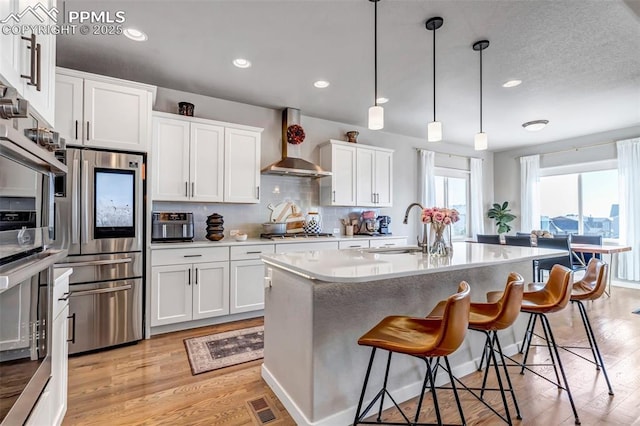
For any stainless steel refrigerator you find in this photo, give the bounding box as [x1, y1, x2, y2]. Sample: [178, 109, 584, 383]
[54, 148, 144, 354]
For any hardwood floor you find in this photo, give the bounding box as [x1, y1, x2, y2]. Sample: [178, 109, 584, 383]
[64, 286, 640, 426]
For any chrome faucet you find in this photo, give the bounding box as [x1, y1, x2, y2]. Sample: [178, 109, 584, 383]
[403, 202, 429, 253]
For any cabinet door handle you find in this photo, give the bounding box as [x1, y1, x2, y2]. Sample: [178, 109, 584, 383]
[191, 182, 195, 197]
[185, 182, 188, 197]
[256, 186, 260, 199]
[20, 34, 37, 87]
[195, 267, 198, 285]
[332, 191, 336, 202]
[58, 292, 70, 301]
[86, 121, 90, 141]
[371, 193, 375, 204]
[183, 254, 202, 258]
[35, 42, 41, 91]
[376, 193, 380, 204]
[246, 251, 262, 254]
[75, 120, 78, 140]
[349, 245, 363, 248]
[67, 313, 76, 344]
[384, 243, 396, 247]
[188, 268, 191, 285]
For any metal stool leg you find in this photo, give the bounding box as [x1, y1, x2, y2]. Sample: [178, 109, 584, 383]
[576, 300, 614, 395]
[540, 314, 581, 425]
[377, 352, 393, 422]
[520, 314, 538, 375]
[519, 313, 534, 353]
[353, 348, 377, 425]
[494, 330, 522, 420]
[486, 331, 513, 426]
[443, 356, 466, 426]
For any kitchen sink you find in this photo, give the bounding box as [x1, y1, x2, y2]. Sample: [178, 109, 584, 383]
[363, 247, 423, 255]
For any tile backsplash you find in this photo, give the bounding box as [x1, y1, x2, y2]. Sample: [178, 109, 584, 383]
[153, 175, 378, 241]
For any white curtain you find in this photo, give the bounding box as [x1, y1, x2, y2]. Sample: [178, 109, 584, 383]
[616, 138, 640, 282]
[520, 154, 540, 233]
[418, 149, 436, 207]
[469, 158, 485, 236]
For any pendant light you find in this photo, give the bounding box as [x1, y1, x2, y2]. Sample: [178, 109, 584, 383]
[426, 17, 444, 142]
[473, 40, 489, 151]
[368, 0, 383, 130]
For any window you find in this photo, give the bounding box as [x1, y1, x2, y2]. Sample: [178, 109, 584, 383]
[539, 168, 618, 238]
[434, 169, 469, 239]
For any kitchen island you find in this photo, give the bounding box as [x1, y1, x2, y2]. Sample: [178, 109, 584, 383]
[260, 242, 565, 426]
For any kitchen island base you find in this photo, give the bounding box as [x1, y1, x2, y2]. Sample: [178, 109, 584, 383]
[262, 257, 535, 426]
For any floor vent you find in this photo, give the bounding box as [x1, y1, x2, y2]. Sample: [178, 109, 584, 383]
[247, 396, 280, 424]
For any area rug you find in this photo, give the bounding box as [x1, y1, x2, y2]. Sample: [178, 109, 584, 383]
[184, 325, 264, 375]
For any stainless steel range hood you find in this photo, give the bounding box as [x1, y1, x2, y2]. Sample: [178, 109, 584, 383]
[261, 108, 331, 178]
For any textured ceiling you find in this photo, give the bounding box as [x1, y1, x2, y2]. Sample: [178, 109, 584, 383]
[56, 0, 640, 151]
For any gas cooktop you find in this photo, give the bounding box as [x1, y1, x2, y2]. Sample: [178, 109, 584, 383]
[260, 232, 334, 240]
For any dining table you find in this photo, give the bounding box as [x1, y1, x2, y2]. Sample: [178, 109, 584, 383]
[570, 243, 632, 295]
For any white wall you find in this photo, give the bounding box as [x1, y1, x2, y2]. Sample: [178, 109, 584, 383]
[153, 87, 494, 242]
[493, 125, 640, 233]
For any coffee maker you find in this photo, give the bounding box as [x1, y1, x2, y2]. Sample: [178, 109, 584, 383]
[377, 216, 391, 234]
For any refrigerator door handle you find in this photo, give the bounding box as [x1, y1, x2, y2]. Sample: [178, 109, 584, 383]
[71, 158, 79, 244]
[70, 284, 132, 297]
[81, 160, 89, 244]
[56, 258, 133, 268]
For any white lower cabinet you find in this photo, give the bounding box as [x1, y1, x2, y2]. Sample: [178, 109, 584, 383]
[228, 244, 275, 314]
[275, 241, 339, 253]
[151, 247, 230, 327]
[338, 240, 370, 250]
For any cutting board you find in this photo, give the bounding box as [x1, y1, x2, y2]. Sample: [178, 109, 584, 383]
[267, 202, 292, 223]
[286, 204, 305, 233]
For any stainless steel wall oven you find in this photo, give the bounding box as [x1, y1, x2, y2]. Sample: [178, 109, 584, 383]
[0, 85, 67, 425]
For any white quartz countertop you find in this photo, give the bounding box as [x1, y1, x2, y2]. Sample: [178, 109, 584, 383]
[150, 235, 406, 249]
[260, 242, 567, 283]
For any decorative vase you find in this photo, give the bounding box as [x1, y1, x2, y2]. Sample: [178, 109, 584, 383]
[346, 131, 359, 143]
[429, 222, 451, 257]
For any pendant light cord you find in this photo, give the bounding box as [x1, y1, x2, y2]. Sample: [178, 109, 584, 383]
[479, 47, 483, 133]
[374, 0, 378, 106]
[433, 23, 436, 122]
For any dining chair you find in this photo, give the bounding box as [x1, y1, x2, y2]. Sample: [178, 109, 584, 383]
[504, 235, 532, 247]
[477, 234, 501, 244]
[534, 236, 574, 281]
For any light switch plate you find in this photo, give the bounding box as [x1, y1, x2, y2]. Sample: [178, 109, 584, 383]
[333, 228, 340, 235]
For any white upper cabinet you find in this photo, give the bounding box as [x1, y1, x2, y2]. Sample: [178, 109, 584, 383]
[151, 112, 262, 204]
[55, 68, 156, 152]
[1, 0, 56, 126]
[319, 141, 357, 206]
[190, 123, 225, 202]
[224, 128, 261, 203]
[151, 117, 190, 201]
[319, 140, 393, 207]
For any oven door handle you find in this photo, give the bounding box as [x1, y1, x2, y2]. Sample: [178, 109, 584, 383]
[70, 284, 132, 297]
[56, 258, 133, 268]
[67, 313, 76, 344]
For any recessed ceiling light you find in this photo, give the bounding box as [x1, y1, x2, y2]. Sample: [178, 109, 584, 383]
[123, 28, 147, 42]
[376, 97, 389, 104]
[502, 79, 522, 88]
[232, 58, 251, 68]
[522, 120, 549, 131]
[314, 80, 330, 88]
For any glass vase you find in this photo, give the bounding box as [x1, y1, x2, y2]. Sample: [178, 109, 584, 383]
[429, 223, 451, 257]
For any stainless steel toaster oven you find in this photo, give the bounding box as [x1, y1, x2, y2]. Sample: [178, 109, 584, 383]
[151, 212, 194, 242]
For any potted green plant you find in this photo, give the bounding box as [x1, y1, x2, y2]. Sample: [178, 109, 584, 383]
[487, 201, 516, 234]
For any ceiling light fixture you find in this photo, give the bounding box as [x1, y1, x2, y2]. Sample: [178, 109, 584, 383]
[502, 79, 522, 88]
[123, 28, 148, 42]
[313, 80, 330, 88]
[376, 97, 389, 104]
[522, 120, 549, 131]
[232, 58, 252, 68]
[426, 17, 444, 142]
[473, 39, 490, 151]
[368, 0, 383, 130]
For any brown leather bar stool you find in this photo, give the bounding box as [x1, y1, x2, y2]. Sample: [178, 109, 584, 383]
[487, 264, 581, 425]
[353, 282, 471, 426]
[565, 258, 614, 395]
[428, 272, 525, 425]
